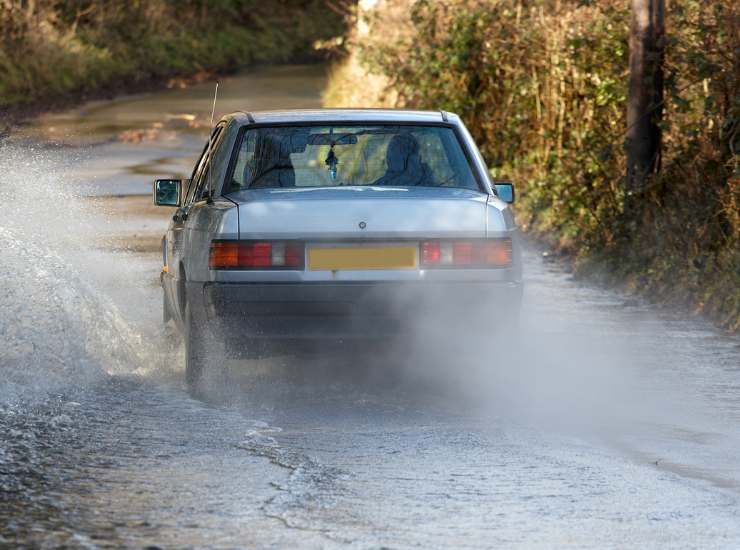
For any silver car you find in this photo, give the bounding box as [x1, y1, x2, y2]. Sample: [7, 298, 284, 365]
[154, 109, 521, 392]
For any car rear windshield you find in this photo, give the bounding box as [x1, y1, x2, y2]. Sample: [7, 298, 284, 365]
[224, 124, 481, 193]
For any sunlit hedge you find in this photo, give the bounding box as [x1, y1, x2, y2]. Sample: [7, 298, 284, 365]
[331, 0, 738, 330]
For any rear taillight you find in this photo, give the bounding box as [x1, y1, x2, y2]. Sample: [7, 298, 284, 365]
[421, 241, 441, 265]
[420, 239, 512, 268]
[209, 241, 304, 269]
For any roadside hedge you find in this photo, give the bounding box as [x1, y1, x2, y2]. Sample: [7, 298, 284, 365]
[328, 0, 739, 330]
[0, 0, 346, 112]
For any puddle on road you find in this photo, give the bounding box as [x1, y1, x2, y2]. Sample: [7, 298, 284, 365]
[0, 378, 316, 549]
[7, 64, 327, 196]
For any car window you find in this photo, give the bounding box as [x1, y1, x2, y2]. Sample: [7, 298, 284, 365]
[186, 124, 225, 204]
[185, 143, 209, 205]
[231, 130, 257, 190]
[225, 124, 480, 193]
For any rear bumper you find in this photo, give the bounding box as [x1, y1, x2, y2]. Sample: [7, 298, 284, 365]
[198, 281, 522, 341]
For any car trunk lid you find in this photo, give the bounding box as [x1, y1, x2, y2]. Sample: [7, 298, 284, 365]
[229, 186, 489, 240]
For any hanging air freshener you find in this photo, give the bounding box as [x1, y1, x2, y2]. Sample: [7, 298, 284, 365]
[325, 142, 338, 181]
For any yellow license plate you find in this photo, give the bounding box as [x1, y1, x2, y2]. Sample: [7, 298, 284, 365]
[308, 246, 417, 271]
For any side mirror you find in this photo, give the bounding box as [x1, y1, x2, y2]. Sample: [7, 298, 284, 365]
[494, 181, 515, 204]
[154, 179, 181, 207]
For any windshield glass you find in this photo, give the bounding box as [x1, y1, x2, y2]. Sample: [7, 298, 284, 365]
[225, 124, 480, 193]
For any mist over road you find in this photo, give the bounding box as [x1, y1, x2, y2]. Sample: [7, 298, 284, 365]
[2, 66, 739, 549]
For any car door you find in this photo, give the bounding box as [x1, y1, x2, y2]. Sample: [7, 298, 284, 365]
[179, 122, 228, 285]
[165, 124, 224, 326]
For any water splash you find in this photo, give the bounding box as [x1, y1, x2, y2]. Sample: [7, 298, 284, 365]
[0, 144, 161, 404]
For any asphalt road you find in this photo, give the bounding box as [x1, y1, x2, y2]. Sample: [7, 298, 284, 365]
[2, 65, 739, 549]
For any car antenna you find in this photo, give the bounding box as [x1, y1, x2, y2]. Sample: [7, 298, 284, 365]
[207, 81, 219, 202]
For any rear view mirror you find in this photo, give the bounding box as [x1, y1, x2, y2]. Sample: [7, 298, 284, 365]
[308, 133, 359, 146]
[494, 181, 515, 204]
[154, 179, 181, 207]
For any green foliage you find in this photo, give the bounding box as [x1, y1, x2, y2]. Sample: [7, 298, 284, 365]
[357, 0, 739, 330]
[0, 0, 346, 110]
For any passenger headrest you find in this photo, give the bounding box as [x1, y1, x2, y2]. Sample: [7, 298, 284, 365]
[386, 134, 420, 172]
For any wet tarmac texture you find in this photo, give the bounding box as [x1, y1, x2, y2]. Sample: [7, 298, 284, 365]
[3, 336, 740, 550]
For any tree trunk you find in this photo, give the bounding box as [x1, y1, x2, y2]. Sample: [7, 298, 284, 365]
[625, 0, 665, 212]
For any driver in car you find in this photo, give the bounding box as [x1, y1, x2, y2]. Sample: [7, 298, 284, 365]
[373, 133, 434, 187]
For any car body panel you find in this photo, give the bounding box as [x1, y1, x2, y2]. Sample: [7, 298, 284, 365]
[230, 187, 493, 239]
[204, 281, 522, 345]
[241, 109, 456, 124]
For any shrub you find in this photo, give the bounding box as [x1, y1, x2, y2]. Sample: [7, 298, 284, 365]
[0, 0, 347, 110]
[334, 0, 739, 330]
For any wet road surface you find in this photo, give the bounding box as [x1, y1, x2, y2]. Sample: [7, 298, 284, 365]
[2, 65, 740, 549]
